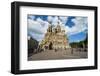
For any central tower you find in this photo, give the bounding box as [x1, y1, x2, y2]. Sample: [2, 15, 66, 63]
[39, 16, 71, 50]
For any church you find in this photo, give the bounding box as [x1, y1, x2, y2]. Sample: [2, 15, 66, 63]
[39, 19, 71, 51]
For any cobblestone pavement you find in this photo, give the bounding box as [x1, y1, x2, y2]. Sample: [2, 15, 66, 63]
[28, 49, 88, 61]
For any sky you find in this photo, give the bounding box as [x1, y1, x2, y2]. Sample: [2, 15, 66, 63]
[27, 15, 88, 43]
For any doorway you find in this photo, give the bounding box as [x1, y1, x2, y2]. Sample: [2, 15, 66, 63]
[49, 42, 53, 50]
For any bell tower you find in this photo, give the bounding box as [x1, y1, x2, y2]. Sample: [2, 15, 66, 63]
[47, 22, 53, 32]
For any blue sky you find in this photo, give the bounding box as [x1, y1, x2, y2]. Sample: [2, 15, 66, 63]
[27, 15, 88, 43]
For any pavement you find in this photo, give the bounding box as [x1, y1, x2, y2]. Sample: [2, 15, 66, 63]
[28, 49, 88, 61]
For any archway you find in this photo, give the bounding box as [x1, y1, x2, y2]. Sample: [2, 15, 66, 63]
[49, 42, 53, 50]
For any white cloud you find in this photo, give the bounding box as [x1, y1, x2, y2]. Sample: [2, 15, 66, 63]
[47, 16, 53, 22]
[29, 32, 45, 41]
[59, 16, 68, 24]
[52, 16, 58, 26]
[64, 17, 88, 36]
[28, 16, 88, 41]
[28, 18, 49, 41]
[36, 17, 49, 27]
[47, 16, 58, 26]
[28, 19, 49, 34]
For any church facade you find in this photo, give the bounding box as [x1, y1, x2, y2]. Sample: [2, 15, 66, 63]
[39, 22, 71, 50]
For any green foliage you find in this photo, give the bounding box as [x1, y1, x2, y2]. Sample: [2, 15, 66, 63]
[28, 37, 39, 53]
